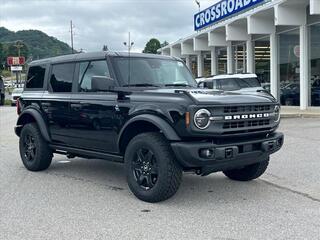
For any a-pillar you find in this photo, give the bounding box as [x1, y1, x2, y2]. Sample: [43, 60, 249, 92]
[300, 24, 308, 110]
[246, 36, 255, 73]
[270, 31, 279, 100]
[185, 55, 191, 70]
[210, 47, 217, 76]
[227, 41, 233, 74]
[197, 52, 204, 77]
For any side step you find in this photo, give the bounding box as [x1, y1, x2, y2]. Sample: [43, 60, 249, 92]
[49, 144, 124, 163]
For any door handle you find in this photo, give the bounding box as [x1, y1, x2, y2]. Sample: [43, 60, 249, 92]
[41, 103, 51, 107]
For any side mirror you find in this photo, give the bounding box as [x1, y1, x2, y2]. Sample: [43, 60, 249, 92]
[91, 76, 115, 91]
[197, 81, 204, 88]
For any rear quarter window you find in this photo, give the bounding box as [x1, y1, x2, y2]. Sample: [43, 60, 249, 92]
[25, 65, 46, 89]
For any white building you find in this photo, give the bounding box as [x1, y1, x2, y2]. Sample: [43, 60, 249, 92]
[160, 0, 320, 110]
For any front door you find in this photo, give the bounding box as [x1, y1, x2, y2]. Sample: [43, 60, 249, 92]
[68, 59, 122, 153]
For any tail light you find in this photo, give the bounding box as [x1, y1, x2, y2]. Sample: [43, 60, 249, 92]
[16, 98, 21, 115]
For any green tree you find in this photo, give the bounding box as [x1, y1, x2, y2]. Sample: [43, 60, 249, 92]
[143, 38, 161, 54]
[0, 42, 5, 71]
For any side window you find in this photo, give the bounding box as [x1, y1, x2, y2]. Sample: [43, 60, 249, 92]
[78, 60, 110, 92]
[50, 63, 75, 92]
[25, 65, 46, 89]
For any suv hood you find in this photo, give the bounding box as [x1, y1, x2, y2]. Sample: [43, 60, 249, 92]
[144, 88, 276, 105]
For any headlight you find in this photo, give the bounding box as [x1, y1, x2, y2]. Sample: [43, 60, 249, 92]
[274, 105, 280, 122]
[194, 109, 211, 129]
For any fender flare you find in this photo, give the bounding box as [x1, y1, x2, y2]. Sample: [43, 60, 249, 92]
[16, 108, 51, 142]
[118, 114, 181, 147]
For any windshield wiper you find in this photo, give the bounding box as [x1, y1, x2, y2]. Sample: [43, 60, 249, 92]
[122, 83, 160, 87]
[164, 83, 194, 87]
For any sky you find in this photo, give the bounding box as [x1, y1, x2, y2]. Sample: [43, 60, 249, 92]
[0, 0, 219, 53]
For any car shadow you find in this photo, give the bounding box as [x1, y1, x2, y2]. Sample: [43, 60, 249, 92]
[47, 154, 270, 205]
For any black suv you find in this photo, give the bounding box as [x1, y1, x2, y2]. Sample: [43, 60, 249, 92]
[0, 76, 4, 105]
[15, 52, 283, 202]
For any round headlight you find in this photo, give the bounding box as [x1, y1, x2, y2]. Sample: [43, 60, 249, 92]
[274, 105, 280, 122]
[194, 109, 211, 129]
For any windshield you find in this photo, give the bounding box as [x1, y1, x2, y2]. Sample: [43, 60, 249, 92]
[237, 78, 261, 88]
[112, 57, 197, 87]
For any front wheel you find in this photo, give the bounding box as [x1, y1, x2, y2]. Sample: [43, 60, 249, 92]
[125, 132, 182, 203]
[223, 159, 269, 181]
[19, 123, 53, 171]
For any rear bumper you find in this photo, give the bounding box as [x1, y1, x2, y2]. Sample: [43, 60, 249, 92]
[171, 132, 284, 175]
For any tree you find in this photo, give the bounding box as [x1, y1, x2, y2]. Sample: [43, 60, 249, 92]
[143, 38, 161, 54]
[0, 43, 5, 71]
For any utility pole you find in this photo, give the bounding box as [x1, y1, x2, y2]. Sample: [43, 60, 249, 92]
[13, 41, 24, 85]
[70, 20, 74, 54]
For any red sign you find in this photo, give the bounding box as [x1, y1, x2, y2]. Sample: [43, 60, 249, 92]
[7, 56, 25, 66]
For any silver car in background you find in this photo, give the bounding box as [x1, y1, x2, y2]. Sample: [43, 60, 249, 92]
[197, 73, 266, 93]
[11, 88, 24, 106]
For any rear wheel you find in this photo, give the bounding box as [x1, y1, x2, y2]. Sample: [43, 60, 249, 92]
[19, 123, 53, 171]
[125, 132, 182, 203]
[223, 159, 269, 181]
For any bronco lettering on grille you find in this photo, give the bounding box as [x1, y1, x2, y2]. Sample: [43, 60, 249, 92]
[225, 113, 270, 120]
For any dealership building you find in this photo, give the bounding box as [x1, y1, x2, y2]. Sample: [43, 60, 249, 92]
[160, 0, 320, 110]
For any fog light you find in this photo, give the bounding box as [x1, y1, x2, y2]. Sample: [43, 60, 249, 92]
[199, 148, 214, 159]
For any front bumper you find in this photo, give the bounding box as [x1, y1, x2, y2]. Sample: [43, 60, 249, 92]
[171, 132, 284, 175]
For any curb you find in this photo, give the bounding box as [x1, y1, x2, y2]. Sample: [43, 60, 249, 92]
[281, 113, 320, 118]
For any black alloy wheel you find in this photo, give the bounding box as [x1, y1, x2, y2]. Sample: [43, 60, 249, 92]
[22, 134, 36, 162]
[132, 148, 158, 190]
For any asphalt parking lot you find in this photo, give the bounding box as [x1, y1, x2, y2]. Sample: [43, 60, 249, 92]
[0, 106, 319, 240]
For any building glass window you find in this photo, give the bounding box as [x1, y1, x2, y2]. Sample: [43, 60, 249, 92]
[255, 39, 270, 92]
[310, 23, 320, 106]
[279, 29, 300, 106]
[217, 47, 227, 74]
[233, 43, 246, 73]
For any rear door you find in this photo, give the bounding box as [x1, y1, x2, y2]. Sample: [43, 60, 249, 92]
[41, 62, 75, 146]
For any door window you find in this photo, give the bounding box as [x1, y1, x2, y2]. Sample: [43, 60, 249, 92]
[78, 60, 110, 92]
[50, 63, 75, 92]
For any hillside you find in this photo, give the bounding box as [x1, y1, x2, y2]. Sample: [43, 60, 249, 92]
[0, 27, 73, 60]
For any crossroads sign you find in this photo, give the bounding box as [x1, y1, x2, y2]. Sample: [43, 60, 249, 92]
[7, 56, 25, 66]
[194, 0, 265, 31]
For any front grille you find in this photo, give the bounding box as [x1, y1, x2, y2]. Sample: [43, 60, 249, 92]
[224, 105, 271, 113]
[213, 104, 276, 135]
[223, 120, 270, 129]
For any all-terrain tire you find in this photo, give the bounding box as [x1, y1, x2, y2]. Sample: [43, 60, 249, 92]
[125, 132, 182, 203]
[19, 123, 53, 171]
[223, 159, 269, 181]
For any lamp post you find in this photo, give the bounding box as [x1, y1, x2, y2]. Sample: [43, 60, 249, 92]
[123, 32, 134, 85]
[195, 0, 200, 13]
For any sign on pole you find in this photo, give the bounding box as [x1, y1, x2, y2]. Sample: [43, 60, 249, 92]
[7, 56, 25, 66]
[11, 66, 23, 72]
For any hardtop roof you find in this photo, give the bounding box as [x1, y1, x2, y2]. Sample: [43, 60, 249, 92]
[29, 51, 176, 66]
